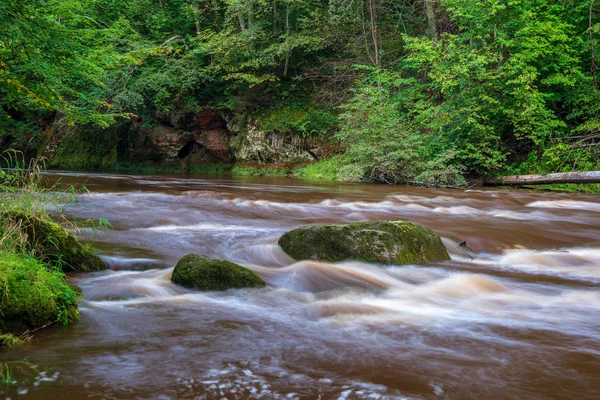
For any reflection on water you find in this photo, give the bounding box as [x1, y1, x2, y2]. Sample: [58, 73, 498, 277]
[2, 171, 600, 399]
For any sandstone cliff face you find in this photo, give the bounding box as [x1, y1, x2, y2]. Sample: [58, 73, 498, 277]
[230, 125, 317, 164]
[31, 109, 332, 170]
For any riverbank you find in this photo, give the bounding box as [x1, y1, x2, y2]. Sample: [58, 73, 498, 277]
[0, 166, 105, 349]
[47, 160, 600, 194]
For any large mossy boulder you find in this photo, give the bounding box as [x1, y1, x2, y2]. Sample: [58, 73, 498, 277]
[171, 254, 266, 291]
[1, 211, 107, 272]
[0, 253, 80, 334]
[278, 221, 450, 265]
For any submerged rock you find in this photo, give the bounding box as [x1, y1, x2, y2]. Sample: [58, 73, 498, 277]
[1, 211, 107, 272]
[171, 254, 266, 291]
[278, 221, 450, 265]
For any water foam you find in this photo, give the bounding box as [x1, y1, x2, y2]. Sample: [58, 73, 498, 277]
[526, 200, 600, 212]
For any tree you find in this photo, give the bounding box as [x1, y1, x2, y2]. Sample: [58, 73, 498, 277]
[0, 0, 130, 130]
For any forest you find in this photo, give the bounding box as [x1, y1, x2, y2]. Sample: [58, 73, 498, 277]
[1, 0, 600, 187]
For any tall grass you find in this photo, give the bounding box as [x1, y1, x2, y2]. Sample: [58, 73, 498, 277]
[0, 152, 79, 217]
[0, 153, 86, 346]
[0, 152, 110, 255]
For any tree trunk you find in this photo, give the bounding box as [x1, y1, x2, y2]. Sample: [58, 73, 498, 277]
[484, 171, 600, 186]
[248, 0, 255, 30]
[590, 0, 598, 90]
[193, 6, 202, 35]
[284, 5, 290, 77]
[273, 0, 277, 33]
[368, 0, 379, 66]
[424, 0, 438, 44]
[238, 12, 247, 32]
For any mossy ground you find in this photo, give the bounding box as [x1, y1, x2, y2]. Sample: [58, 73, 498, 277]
[50, 124, 121, 171]
[171, 254, 266, 291]
[2, 211, 106, 272]
[0, 252, 80, 335]
[278, 221, 450, 265]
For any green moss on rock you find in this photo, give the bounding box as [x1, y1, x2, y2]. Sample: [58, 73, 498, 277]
[278, 221, 450, 265]
[171, 254, 266, 291]
[0, 253, 80, 334]
[1, 211, 107, 272]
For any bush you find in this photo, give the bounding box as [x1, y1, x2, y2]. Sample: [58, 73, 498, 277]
[334, 84, 467, 188]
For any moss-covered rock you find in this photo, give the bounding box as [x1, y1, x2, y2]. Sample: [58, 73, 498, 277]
[171, 254, 266, 291]
[1, 211, 107, 272]
[0, 253, 80, 334]
[278, 221, 450, 265]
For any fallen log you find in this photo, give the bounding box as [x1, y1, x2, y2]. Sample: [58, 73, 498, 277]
[484, 171, 600, 186]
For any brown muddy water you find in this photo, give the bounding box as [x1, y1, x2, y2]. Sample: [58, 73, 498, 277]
[2, 171, 600, 399]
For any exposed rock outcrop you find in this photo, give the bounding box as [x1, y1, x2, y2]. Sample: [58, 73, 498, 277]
[31, 108, 332, 170]
[231, 125, 317, 164]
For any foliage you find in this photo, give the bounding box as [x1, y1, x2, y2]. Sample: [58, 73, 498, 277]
[392, 0, 599, 175]
[255, 106, 338, 137]
[1, 0, 600, 186]
[0, 0, 139, 131]
[334, 83, 467, 187]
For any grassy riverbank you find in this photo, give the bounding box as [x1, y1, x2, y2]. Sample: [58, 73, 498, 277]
[0, 161, 96, 347]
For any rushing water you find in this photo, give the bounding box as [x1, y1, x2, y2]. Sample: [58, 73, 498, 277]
[2, 171, 600, 399]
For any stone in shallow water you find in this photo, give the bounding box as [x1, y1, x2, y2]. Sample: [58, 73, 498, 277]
[171, 254, 266, 291]
[278, 220, 450, 265]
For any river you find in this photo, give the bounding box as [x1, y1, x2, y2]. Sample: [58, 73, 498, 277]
[2, 171, 600, 399]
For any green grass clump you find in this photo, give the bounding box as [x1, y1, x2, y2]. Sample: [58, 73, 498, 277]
[294, 156, 351, 182]
[231, 164, 293, 177]
[111, 163, 183, 174]
[0, 252, 80, 334]
[0, 333, 23, 347]
[188, 164, 233, 175]
[519, 183, 600, 194]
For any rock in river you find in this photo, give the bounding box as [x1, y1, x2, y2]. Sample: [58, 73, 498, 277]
[278, 221, 450, 265]
[171, 254, 266, 291]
